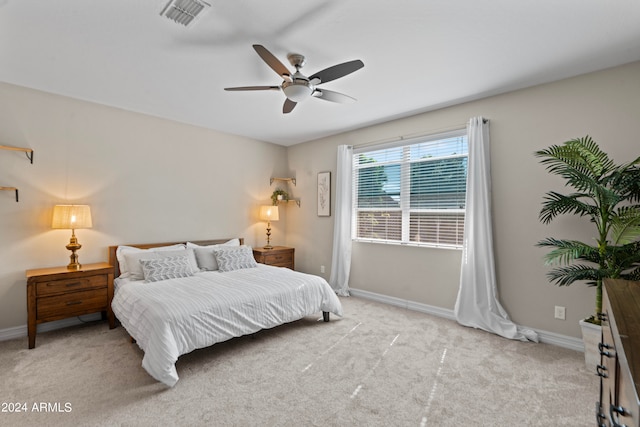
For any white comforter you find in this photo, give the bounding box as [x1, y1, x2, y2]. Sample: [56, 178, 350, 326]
[111, 264, 343, 386]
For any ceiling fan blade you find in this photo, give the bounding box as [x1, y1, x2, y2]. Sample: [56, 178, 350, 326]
[224, 86, 280, 91]
[253, 44, 292, 81]
[313, 89, 356, 103]
[283, 98, 297, 114]
[309, 59, 364, 85]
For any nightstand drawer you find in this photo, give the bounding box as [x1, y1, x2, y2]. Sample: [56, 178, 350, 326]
[253, 246, 295, 270]
[262, 252, 293, 266]
[37, 288, 109, 320]
[36, 275, 107, 296]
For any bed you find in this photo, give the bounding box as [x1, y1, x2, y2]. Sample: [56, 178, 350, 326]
[108, 238, 343, 387]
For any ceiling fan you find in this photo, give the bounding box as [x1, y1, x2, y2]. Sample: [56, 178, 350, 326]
[224, 44, 364, 114]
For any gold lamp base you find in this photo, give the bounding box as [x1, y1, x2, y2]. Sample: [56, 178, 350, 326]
[65, 230, 82, 270]
[264, 221, 273, 249]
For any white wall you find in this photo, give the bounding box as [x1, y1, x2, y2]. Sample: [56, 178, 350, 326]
[286, 61, 640, 338]
[2, 61, 639, 339]
[0, 83, 288, 330]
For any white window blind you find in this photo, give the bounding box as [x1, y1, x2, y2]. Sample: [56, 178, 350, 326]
[352, 130, 468, 248]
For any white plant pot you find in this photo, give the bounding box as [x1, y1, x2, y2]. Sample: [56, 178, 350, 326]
[277, 195, 283, 201]
[579, 318, 602, 372]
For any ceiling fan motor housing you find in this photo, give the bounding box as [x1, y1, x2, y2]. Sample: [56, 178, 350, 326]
[282, 80, 314, 102]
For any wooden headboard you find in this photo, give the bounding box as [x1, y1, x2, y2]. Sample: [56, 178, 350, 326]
[108, 237, 244, 277]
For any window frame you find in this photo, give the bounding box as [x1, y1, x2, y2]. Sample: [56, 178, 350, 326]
[351, 128, 468, 249]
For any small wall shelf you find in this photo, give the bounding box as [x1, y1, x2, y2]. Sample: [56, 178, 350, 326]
[0, 186, 19, 202]
[0, 145, 34, 163]
[1, 145, 34, 202]
[270, 177, 296, 186]
[277, 199, 301, 207]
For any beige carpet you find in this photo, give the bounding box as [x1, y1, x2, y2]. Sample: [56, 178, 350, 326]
[1, 296, 596, 426]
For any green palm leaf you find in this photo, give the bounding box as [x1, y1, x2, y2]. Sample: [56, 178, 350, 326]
[537, 238, 599, 265]
[535, 136, 615, 181]
[546, 264, 600, 286]
[539, 192, 596, 224]
[611, 206, 640, 245]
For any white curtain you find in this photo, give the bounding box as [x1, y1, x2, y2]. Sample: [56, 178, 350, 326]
[454, 117, 538, 342]
[329, 145, 353, 296]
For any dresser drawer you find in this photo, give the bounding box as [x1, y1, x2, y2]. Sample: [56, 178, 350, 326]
[36, 275, 107, 296]
[37, 288, 108, 320]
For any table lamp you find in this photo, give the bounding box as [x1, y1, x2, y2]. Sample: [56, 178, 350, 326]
[259, 205, 279, 249]
[51, 204, 92, 270]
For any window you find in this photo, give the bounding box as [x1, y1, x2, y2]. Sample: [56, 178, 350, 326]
[352, 129, 468, 248]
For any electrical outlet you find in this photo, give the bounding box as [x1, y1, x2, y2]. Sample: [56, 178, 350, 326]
[320, 265, 325, 274]
[554, 306, 566, 320]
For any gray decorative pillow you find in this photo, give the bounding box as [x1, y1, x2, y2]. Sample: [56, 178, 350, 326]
[213, 246, 258, 272]
[189, 239, 241, 271]
[124, 249, 198, 281]
[140, 255, 196, 283]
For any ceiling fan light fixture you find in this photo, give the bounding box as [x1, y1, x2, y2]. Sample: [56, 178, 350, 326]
[282, 81, 313, 103]
[160, 0, 210, 26]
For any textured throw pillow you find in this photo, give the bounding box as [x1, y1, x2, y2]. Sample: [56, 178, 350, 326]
[124, 249, 198, 281]
[213, 246, 258, 272]
[187, 239, 241, 271]
[116, 244, 186, 278]
[140, 255, 196, 283]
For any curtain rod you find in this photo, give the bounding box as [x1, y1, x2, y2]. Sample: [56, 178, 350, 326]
[352, 118, 488, 150]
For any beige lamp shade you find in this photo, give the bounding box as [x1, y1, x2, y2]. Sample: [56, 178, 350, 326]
[51, 205, 93, 230]
[259, 205, 279, 222]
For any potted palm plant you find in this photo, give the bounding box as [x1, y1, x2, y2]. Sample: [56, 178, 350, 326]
[535, 136, 640, 368]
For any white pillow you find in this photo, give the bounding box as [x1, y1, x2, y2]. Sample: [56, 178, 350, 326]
[186, 239, 240, 249]
[187, 239, 241, 271]
[123, 249, 198, 281]
[213, 245, 258, 272]
[140, 255, 196, 283]
[116, 243, 186, 278]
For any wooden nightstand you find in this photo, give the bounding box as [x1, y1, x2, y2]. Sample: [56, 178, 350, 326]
[253, 246, 295, 270]
[25, 262, 115, 349]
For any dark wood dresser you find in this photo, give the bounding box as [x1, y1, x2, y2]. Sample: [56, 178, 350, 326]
[597, 279, 640, 426]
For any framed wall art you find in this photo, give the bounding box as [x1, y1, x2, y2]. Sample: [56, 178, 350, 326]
[317, 171, 331, 216]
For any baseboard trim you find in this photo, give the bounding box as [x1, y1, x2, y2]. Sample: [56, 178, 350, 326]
[0, 313, 102, 342]
[349, 288, 457, 321]
[349, 288, 584, 353]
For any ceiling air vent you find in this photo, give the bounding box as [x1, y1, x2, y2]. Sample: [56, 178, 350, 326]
[160, 0, 211, 26]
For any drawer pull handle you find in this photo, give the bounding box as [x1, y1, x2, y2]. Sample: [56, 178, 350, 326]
[64, 282, 82, 288]
[599, 342, 613, 358]
[66, 301, 83, 306]
[596, 364, 608, 378]
[609, 404, 630, 426]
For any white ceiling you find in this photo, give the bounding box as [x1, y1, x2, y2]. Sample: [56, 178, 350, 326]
[2, 1, 640, 146]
